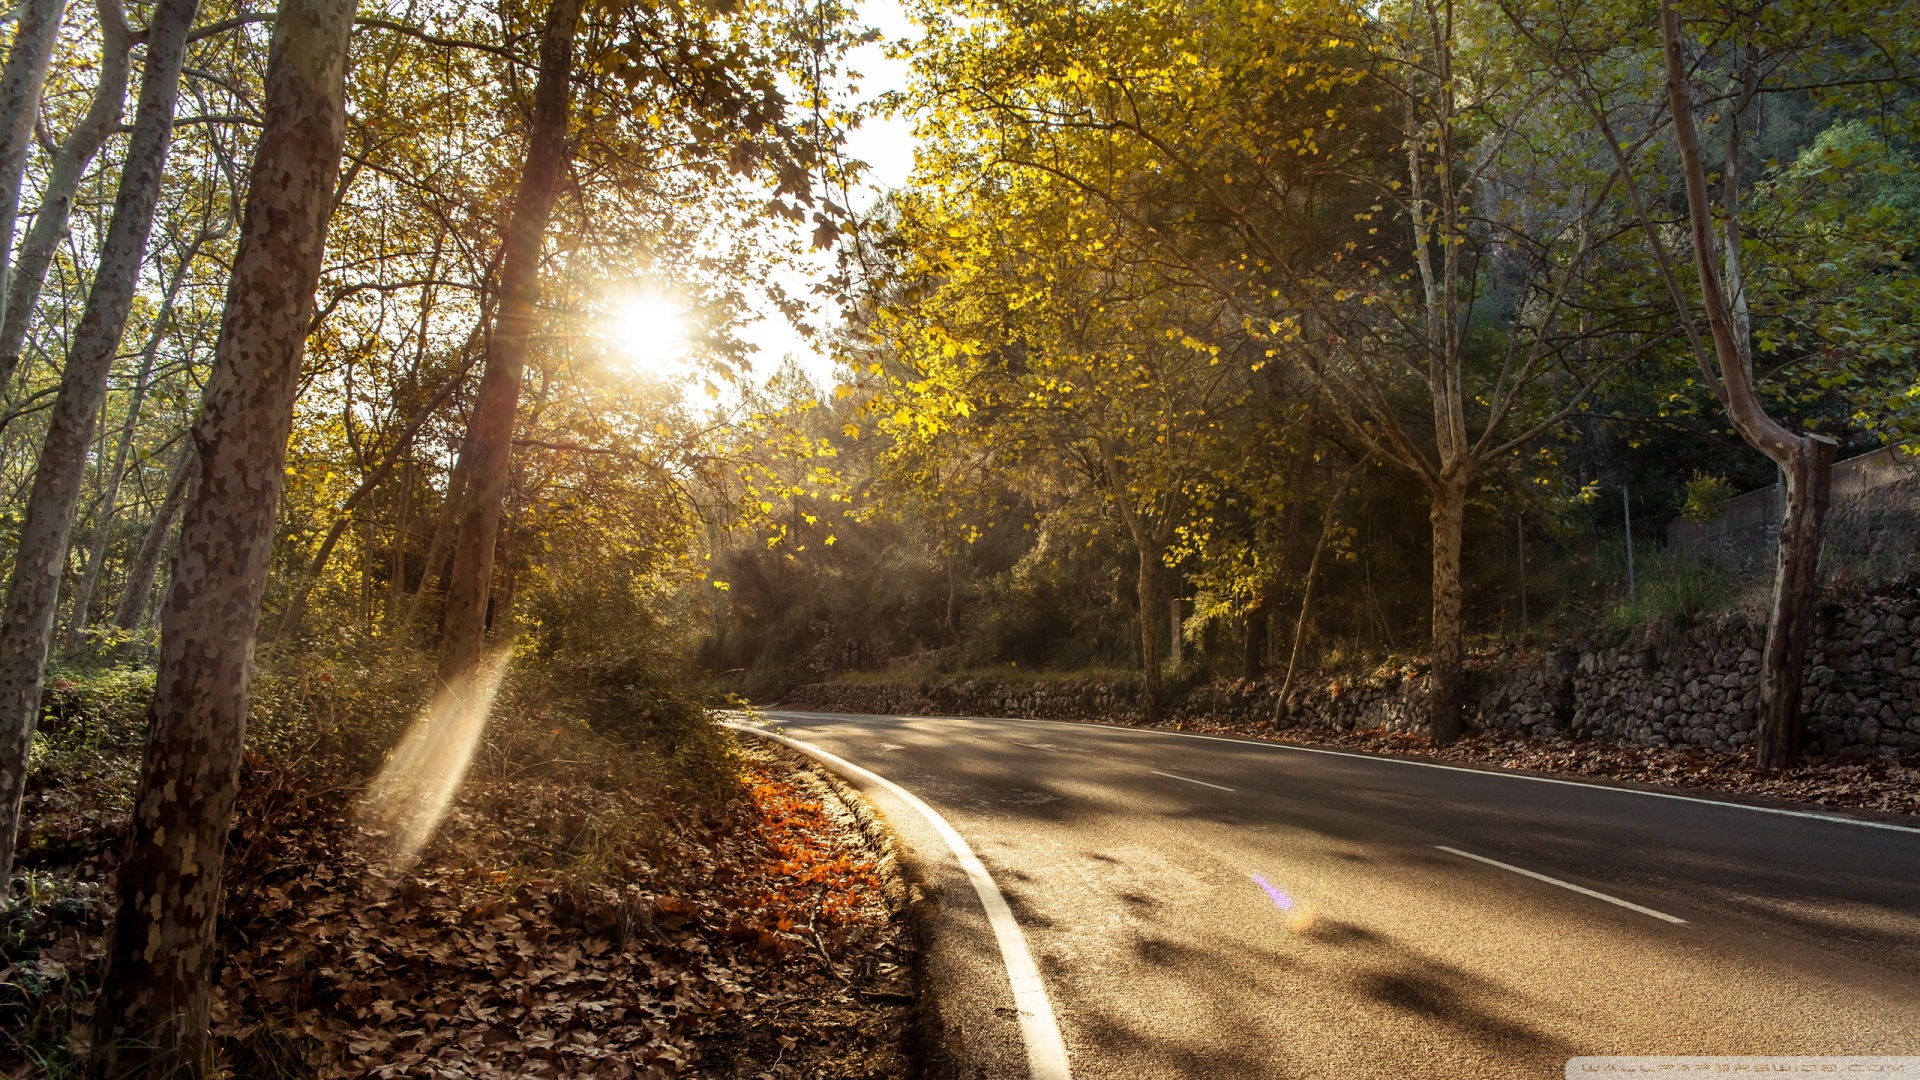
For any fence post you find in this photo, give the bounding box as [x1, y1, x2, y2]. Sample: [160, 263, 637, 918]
[1623, 483, 1636, 608]
[1517, 513, 1528, 637]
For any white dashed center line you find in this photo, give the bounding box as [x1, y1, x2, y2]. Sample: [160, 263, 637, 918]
[1150, 770, 1235, 793]
[1435, 845, 1688, 924]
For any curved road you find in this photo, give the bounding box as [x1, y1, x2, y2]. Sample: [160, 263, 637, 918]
[734, 709, 1920, 1079]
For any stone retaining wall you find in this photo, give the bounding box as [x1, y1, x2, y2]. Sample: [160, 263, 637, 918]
[781, 592, 1920, 758]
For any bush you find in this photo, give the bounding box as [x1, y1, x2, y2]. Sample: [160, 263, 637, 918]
[518, 557, 737, 800]
[1682, 472, 1737, 523]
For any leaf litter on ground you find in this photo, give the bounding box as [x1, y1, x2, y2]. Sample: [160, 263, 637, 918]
[3, 734, 912, 1079]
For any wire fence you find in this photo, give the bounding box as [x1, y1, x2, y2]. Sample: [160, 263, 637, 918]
[1666, 446, 1920, 585]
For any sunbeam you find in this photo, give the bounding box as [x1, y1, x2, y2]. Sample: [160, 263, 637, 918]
[359, 649, 514, 868]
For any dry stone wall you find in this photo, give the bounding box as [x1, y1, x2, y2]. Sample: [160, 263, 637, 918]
[780, 592, 1920, 759]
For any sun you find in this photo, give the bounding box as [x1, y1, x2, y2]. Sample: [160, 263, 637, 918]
[603, 292, 688, 371]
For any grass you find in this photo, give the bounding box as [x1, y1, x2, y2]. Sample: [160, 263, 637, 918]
[1604, 551, 1738, 633]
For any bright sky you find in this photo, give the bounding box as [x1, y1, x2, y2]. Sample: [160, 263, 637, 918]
[602, 0, 920, 395]
[733, 0, 921, 391]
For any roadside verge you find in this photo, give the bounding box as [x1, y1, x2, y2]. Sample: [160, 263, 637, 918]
[726, 718, 1073, 1080]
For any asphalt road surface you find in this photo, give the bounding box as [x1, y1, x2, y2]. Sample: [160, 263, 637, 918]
[733, 710, 1920, 1080]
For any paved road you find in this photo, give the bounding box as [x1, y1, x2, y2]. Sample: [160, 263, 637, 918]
[736, 710, 1920, 1080]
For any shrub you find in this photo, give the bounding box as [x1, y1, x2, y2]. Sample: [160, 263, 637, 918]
[1681, 472, 1737, 523]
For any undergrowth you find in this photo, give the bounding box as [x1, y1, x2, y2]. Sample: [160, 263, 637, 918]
[0, 626, 753, 1077]
[1604, 553, 1738, 634]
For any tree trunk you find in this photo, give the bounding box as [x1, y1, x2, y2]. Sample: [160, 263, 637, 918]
[0, 0, 201, 890]
[1427, 477, 1468, 745]
[1275, 529, 1330, 727]
[89, 0, 353, 1068]
[0, 0, 135, 397]
[436, 0, 578, 686]
[65, 240, 204, 649]
[1660, 0, 1836, 767]
[0, 0, 70, 335]
[111, 448, 192, 634]
[944, 548, 959, 645]
[275, 515, 352, 641]
[271, 368, 465, 642]
[1275, 477, 1350, 725]
[1756, 437, 1834, 768]
[1241, 590, 1270, 679]
[1168, 596, 1182, 668]
[1134, 542, 1162, 722]
[399, 445, 468, 644]
[391, 456, 410, 614]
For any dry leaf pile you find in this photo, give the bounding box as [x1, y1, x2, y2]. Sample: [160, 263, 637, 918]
[4, 740, 913, 1079]
[1136, 715, 1920, 818]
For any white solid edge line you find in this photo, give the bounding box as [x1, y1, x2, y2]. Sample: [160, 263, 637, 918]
[764, 711, 1920, 837]
[1434, 845, 1689, 924]
[1150, 770, 1235, 793]
[724, 722, 1073, 1080]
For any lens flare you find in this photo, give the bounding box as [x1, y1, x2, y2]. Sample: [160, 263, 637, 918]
[359, 649, 513, 868]
[1252, 873, 1317, 932]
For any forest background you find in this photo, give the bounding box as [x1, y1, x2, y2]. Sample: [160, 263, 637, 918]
[713, 0, 1920, 747]
[0, 0, 1913, 1071]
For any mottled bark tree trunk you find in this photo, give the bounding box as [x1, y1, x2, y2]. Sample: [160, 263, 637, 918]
[65, 238, 207, 649]
[436, 0, 578, 686]
[0, 0, 200, 889]
[1757, 438, 1834, 765]
[0, 0, 134, 397]
[1402, 46, 1478, 745]
[111, 449, 192, 634]
[1661, 0, 1836, 768]
[0, 0, 70, 335]
[88, 0, 353, 1070]
[1426, 477, 1469, 745]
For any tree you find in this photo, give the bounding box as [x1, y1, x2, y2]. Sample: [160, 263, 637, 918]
[1659, 0, 1833, 768]
[431, 0, 859, 682]
[902, 0, 1671, 739]
[871, 173, 1255, 718]
[436, 0, 581, 687]
[0, 0, 134, 393]
[64, 220, 228, 648]
[89, 0, 355, 1066]
[1502, 0, 1920, 766]
[0, 0, 71, 337]
[0, 0, 201, 888]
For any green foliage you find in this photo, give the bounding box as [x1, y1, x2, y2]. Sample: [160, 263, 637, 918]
[1745, 121, 1920, 442]
[1681, 473, 1736, 523]
[519, 539, 737, 798]
[1605, 555, 1735, 633]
